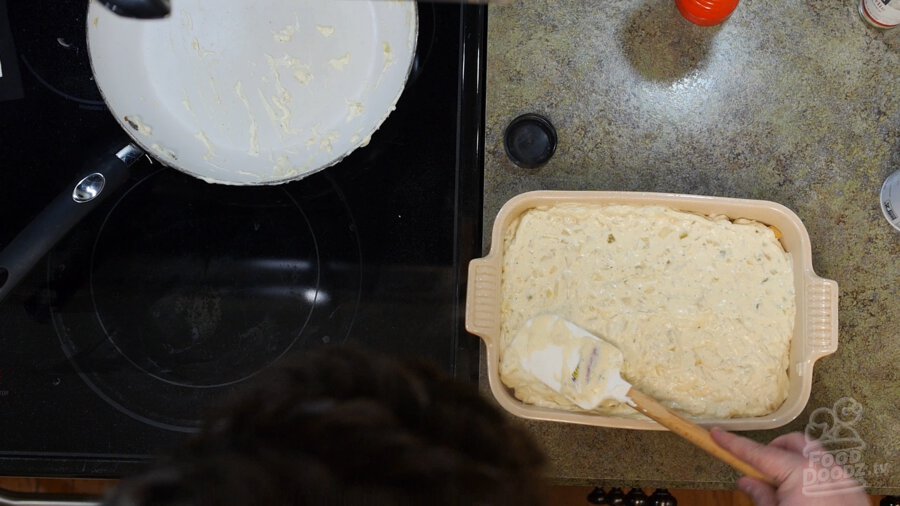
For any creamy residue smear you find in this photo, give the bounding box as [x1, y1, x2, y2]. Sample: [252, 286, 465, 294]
[499, 204, 795, 418]
[329, 53, 351, 71]
[316, 24, 335, 37]
[503, 315, 632, 411]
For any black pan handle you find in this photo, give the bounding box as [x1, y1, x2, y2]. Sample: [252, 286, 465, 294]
[0, 143, 144, 304]
[98, 0, 171, 19]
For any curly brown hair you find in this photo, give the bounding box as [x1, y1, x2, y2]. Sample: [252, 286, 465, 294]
[105, 346, 546, 506]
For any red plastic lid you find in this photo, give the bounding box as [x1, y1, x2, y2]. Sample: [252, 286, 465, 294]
[675, 0, 740, 26]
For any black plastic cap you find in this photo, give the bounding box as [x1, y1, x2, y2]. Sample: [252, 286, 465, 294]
[503, 113, 557, 169]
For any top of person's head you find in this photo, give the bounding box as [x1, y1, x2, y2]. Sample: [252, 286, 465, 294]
[105, 346, 546, 506]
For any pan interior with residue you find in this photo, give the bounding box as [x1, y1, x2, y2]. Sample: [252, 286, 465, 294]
[87, 0, 418, 185]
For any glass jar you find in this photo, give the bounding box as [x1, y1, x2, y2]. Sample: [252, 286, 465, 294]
[859, 0, 900, 29]
[881, 170, 900, 232]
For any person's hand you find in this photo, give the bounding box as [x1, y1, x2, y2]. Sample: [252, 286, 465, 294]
[710, 428, 869, 506]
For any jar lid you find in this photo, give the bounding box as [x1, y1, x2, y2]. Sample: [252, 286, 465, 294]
[881, 170, 900, 232]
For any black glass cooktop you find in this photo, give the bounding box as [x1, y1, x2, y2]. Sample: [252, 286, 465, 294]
[0, 0, 485, 476]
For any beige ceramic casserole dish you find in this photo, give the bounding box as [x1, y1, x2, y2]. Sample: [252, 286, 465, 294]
[466, 191, 838, 430]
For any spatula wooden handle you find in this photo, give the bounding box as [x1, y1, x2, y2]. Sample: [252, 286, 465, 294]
[626, 387, 776, 486]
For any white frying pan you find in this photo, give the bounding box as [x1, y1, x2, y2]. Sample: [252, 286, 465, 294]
[91, 0, 417, 184]
[0, 0, 416, 302]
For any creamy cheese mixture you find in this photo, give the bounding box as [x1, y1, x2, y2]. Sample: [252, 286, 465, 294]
[499, 204, 795, 418]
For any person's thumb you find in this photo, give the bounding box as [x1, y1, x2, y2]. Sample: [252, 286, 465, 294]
[710, 428, 803, 484]
[737, 477, 778, 506]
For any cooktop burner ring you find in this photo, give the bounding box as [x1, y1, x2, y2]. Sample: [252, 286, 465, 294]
[50, 167, 364, 431]
[87, 170, 321, 389]
[8, 0, 105, 107]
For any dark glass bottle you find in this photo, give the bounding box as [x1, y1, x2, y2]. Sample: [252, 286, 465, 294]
[649, 488, 678, 506]
[587, 487, 607, 505]
[606, 487, 627, 505]
[625, 487, 649, 506]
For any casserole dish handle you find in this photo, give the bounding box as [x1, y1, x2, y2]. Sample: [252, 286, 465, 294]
[805, 275, 839, 360]
[465, 256, 502, 342]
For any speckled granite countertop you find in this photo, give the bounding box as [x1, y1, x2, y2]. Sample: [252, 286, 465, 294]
[481, 0, 899, 494]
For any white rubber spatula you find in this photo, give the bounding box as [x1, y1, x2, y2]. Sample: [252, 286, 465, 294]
[507, 315, 775, 486]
